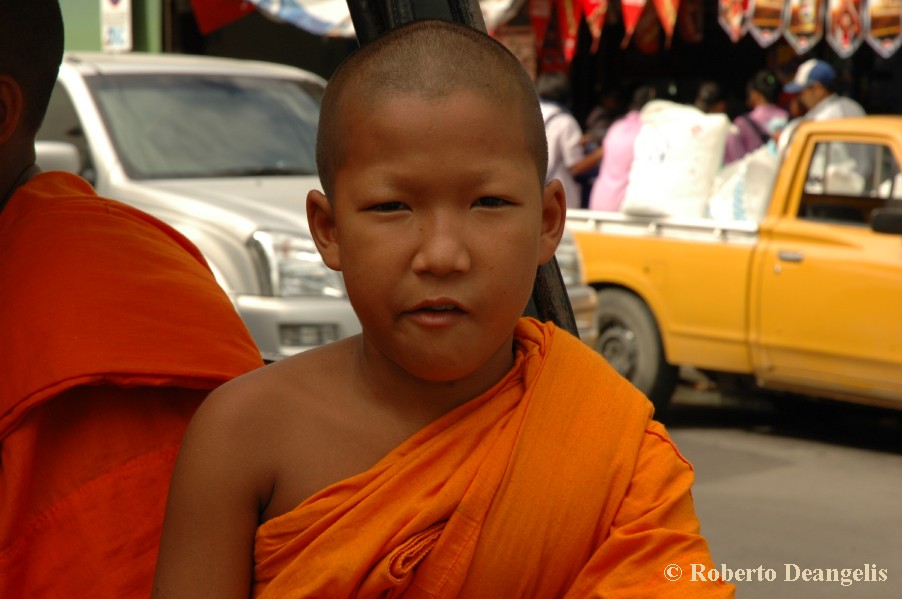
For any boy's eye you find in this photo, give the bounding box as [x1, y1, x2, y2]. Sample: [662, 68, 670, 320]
[473, 196, 509, 208]
[368, 201, 408, 212]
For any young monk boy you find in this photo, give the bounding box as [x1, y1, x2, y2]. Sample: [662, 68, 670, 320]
[153, 19, 734, 598]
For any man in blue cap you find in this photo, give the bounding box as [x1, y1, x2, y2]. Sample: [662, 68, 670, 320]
[784, 58, 864, 121]
[783, 58, 870, 192]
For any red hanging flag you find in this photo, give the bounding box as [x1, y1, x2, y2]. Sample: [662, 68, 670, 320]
[865, 0, 902, 58]
[190, 0, 256, 34]
[634, 1, 663, 52]
[581, 0, 609, 52]
[826, 0, 865, 57]
[622, 0, 648, 46]
[748, 0, 786, 46]
[530, 0, 556, 70]
[783, 0, 825, 53]
[653, 0, 681, 45]
[533, 0, 571, 73]
[719, 0, 749, 42]
[557, 0, 584, 61]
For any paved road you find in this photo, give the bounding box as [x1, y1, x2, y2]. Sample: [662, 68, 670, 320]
[665, 386, 902, 598]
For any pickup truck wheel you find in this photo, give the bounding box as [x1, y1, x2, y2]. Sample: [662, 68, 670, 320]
[595, 289, 678, 411]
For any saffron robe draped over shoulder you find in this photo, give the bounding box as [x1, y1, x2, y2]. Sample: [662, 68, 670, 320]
[0, 172, 264, 598]
[253, 318, 734, 598]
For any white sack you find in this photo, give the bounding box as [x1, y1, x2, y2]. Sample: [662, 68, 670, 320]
[622, 100, 729, 218]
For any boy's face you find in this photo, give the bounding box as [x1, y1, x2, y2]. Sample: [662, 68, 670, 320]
[309, 89, 565, 384]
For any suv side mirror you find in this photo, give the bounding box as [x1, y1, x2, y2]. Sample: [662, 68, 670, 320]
[871, 208, 902, 235]
[35, 141, 82, 174]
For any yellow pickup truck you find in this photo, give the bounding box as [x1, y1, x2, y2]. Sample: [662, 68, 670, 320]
[567, 117, 902, 411]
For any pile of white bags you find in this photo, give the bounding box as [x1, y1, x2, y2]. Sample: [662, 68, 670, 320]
[621, 100, 730, 218]
[707, 145, 780, 221]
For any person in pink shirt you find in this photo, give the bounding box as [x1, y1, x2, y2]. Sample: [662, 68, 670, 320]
[588, 85, 656, 212]
[724, 70, 788, 164]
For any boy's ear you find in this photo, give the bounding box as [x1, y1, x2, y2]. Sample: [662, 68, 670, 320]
[538, 178, 567, 265]
[0, 76, 24, 144]
[307, 189, 341, 271]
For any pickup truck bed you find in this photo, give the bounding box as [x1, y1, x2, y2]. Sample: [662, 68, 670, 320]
[568, 117, 902, 411]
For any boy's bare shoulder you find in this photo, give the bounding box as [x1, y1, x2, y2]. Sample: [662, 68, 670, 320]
[195, 335, 363, 454]
[185, 336, 369, 519]
[209, 335, 358, 408]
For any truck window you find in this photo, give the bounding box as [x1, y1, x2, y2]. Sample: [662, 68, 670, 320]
[800, 141, 899, 224]
[37, 82, 93, 175]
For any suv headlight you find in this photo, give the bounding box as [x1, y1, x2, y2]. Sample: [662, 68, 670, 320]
[555, 228, 585, 287]
[249, 230, 345, 298]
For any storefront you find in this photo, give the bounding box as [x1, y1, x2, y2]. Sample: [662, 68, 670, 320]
[61, 1, 902, 122]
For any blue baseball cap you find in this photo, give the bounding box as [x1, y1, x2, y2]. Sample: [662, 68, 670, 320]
[784, 59, 837, 93]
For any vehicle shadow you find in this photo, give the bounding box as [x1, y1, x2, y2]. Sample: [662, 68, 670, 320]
[663, 383, 902, 456]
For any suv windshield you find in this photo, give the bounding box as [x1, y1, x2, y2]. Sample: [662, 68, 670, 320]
[85, 73, 320, 180]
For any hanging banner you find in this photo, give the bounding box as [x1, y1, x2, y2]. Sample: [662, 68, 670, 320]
[536, 3, 570, 73]
[784, 0, 825, 53]
[253, 0, 356, 36]
[865, 0, 902, 57]
[826, 0, 865, 57]
[191, 0, 256, 34]
[748, 0, 785, 46]
[635, 1, 663, 52]
[622, 0, 648, 46]
[719, 0, 749, 42]
[582, 0, 609, 52]
[653, 0, 681, 44]
[557, 0, 583, 61]
[678, 0, 705, 43]
[530, 0, 555, 68]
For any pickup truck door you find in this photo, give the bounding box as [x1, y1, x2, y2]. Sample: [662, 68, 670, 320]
[752, 137, 902, 405]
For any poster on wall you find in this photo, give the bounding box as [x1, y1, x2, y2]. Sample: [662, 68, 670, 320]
[826, 0, 865, 57]
[100, 0, 132, 52]
[748, 0, 785, 46]
[719, 0, 749, 42]
[865, 0, 902, 57]
[783, 0, 825, 53]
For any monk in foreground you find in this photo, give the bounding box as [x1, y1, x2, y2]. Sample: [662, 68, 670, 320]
[0, 1, 263, 597]
[153, 20, 734, 598]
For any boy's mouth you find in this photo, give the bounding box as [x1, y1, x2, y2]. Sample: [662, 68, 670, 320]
[407, 299, 466, 313]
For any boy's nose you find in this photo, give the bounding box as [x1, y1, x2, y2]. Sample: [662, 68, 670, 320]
[411, 214, 471, 277]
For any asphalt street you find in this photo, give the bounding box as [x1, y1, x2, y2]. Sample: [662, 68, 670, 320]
[665, 386, 902, 598]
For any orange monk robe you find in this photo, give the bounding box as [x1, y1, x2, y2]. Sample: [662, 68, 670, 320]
[254, 318, 734, 598]
[0, 172, 264, 598]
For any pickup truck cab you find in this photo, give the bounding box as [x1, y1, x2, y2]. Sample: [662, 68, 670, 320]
[37, 52, 598, 359]
[568, 117, 902, 411]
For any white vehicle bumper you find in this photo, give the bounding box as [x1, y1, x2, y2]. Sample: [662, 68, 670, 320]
[235, 295, 362, 361]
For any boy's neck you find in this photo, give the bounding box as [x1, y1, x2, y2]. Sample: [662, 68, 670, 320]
[350, 335, 518, 427]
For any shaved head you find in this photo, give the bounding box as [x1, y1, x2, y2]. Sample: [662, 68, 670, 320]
[316, 19, 547, 198]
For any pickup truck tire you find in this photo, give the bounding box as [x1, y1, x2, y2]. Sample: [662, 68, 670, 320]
[595, 289, 678, 411]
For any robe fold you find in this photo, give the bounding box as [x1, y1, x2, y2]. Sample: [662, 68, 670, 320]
[254, 318, 733, 597]
[0, 172, 264, 598]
